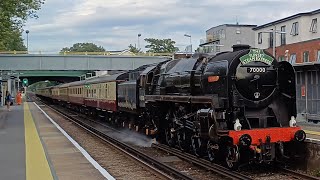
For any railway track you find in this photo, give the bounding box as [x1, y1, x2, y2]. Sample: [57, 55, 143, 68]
[36, 98, 320, 180]
[152, 143, 253, 180]
[37, 101, 193, 180]
[280, 168, 320, 180]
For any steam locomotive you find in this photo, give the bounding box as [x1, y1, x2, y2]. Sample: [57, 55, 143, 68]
[36, 45, 306, 169]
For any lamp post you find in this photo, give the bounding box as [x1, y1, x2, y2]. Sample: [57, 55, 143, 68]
[26, 30, 30, 53]
[184, 34, 192, 52]
[138, 33, 141, 50]
[260, 26, 286, 57]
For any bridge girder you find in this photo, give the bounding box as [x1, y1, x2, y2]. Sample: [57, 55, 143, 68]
[0, 55, 168, 71]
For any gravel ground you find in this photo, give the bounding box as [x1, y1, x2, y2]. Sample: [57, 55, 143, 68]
[39, 102, 229, 180]
[136, 146, 227, 180]
[40, 105, 168, 180]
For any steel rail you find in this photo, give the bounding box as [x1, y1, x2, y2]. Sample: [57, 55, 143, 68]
[152, 143, 254, 180]
[38, 101, 195, 180]
[281, 167, 320, 180]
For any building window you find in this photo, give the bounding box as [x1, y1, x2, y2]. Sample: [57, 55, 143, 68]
[236, 28, 241, 34]
[317, 50, 320, 62]
[216, 45, 220, 52]
[290, 54, 296, 64]
[290, 22, 299, 36]
[269, 30, 273, 48]
[278, 56, 285, 61]
[280, 26, 286, 45]
[310, 18, 317, 33]
[220, 29, 226, 39]
[303, 51, 309, 62]
[258, 32, 262, 44]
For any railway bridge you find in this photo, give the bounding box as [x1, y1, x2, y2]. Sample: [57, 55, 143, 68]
[0, 54, 169, 83]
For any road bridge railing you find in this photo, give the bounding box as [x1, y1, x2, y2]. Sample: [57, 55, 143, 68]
[0, 51, 174, 57]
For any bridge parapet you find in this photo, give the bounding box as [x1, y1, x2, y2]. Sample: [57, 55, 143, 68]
[0, 51, 174, 57]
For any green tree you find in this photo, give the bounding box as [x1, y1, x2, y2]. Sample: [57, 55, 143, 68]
[60, 43, 106, 53]
[128, 44, 142, 54]
[0, 29, 27, 51]
[144, 38, 179, 53]
[0, 0, 45, 51]
[0, 0, 44, 29]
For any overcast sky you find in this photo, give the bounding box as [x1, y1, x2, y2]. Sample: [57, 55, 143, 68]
[24, 0, 320, 53]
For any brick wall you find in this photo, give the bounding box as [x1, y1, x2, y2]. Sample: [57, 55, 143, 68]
[265, 38, 320, 63]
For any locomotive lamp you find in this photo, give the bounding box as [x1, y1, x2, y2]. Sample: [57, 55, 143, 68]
[289, 116, 297, 127]
[234, 118, 242, 131]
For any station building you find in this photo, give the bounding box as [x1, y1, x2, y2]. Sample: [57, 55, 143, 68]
[253, 9, 320, 122]
[253, 9, 320, 64]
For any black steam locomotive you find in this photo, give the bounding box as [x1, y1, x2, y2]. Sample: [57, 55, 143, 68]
[36, 44, 306, 169]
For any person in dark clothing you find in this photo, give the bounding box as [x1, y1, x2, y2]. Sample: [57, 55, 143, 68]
[5, 91, 12, 111]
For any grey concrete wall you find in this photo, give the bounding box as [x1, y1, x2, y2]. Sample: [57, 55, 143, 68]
[290, 139, 320, 174]
[305, 140, 320, 171]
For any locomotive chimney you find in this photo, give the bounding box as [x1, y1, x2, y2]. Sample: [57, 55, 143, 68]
[232, 44, 251, 52]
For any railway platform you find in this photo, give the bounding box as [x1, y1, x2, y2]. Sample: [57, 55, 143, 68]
[299, 122, 320, 141]
[0, 102, 113, 180]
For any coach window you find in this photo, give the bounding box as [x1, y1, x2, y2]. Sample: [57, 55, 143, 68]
[105, 84, 108, 98]
[317, 50, 320, 62]
[303, 51, 309, 62]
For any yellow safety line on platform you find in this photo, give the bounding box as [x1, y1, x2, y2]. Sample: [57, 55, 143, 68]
[304, 130, 320, 136]
[24, 103, 54, 180]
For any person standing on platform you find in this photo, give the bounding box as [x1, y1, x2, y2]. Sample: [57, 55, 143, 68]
[5, 91, 12, 111]
[16, 91, 22, 105]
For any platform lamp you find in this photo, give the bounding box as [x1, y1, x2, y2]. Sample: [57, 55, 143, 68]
[184, 34, 192, 53]
[260, 25, 286, 57]
[26, 30, 30, 53]
[138, 33, 142, 50]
